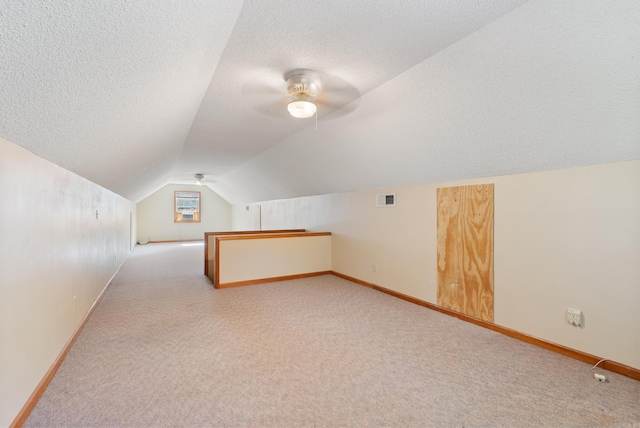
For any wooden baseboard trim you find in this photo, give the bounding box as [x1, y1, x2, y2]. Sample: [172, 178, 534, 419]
[217, 271, 332, 289]
[143, 239, 204, 244]
[330, 271, 640, 382]
[331, 271, 375, 288]
[10, 258, 128, 428]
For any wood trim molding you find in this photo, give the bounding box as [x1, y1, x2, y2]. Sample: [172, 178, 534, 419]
[214, 236, 220, 286]
[331, 271, 374, 288]
[215, 231, 331, 241]
[331, 271, 640, 382]
[203, 229, 306, 239]
[217, 271, 332, 289]
[204, 230, 305, 276]
[144, 239, 203, 244]
[11, 258, 128, 428]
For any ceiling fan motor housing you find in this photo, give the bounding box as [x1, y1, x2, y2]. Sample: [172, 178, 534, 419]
[287, 74, 320, 100]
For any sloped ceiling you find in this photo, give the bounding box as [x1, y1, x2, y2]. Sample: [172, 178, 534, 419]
[1, 0, 638, 204]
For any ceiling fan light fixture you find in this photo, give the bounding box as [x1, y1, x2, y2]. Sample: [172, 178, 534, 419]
[287, 100, 316, 118]
[194, 173, 205, 185]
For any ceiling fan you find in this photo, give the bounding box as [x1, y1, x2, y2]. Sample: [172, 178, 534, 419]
[244, 68, 361, 120]
[193, 173, 215, 186]
[285, 70, 321, 119]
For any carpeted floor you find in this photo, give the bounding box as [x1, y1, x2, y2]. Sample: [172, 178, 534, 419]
[26, 242, 640, 427]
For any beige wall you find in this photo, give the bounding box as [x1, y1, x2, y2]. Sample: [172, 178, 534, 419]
[218, 235, 332, 284]
[231, 204, 261, 230]
[232, 160, 640, 370]
[137, 184, 231, 241]
[0, 137, 135, 427]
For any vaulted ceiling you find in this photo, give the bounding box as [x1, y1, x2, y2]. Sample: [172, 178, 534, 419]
[1, 1, 638, 204]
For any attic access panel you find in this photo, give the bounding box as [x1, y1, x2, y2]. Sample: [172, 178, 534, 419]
[437, 184, 494, 322]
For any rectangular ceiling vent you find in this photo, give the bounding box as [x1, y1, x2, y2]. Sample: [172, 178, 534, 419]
[376, 193, 395, 207]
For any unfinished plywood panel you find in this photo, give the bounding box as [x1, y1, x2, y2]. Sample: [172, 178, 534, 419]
[437, 184, 494, 322]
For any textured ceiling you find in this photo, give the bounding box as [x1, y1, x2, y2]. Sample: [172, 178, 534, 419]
[0, 0, 244, 200]
[1, 0, 639, 204]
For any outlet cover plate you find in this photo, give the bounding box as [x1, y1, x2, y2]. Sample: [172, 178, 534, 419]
[567, 308, 582, 326]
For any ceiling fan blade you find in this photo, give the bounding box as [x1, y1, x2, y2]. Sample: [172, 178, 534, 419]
[315, 98, 361, 120]
[312, 73, 361, 119]
[320, 75, 361, 101]
[249, 97, 292, 118]
[242, 78, 292, 118]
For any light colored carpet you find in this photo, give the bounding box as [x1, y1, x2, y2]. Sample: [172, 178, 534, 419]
[26, 242, 640, 427]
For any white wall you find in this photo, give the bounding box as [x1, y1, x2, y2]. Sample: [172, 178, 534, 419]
[231, 204, 261, 231]
[233, 160, 640, 370]
[218, 235, 331, 285]
[0, 137, 135, 427]
[136, 184, 231, 241]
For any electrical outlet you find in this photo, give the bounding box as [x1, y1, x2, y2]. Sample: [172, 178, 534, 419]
[567, 308, 582, 326]
[372, 264, 377, 272]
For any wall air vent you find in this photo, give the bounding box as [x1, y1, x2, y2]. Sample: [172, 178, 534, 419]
[376, 194, 395, 207]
